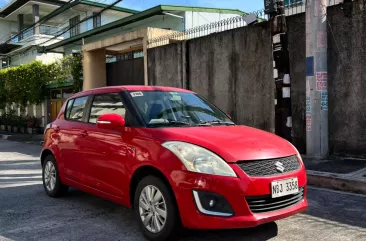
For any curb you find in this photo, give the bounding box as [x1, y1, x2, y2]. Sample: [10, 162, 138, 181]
[307, 171, 366, 195]
[0, 134, 43, 145]
[0, 134, 11, 140]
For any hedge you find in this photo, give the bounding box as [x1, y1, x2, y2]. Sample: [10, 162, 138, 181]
[0, 54, 83, 109]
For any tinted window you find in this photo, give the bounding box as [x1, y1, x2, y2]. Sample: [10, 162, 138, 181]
[89, 93, 126, 124]
[65, 99, 75, 120]
[129, 91, 234, 127]
[68, 96, 88, 122]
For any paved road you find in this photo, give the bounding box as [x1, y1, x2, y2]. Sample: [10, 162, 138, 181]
[0, 140, 365, 241]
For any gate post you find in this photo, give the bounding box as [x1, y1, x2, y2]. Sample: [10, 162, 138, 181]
[267, 0, 292, 141]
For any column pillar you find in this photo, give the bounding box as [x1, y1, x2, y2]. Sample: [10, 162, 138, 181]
[17, 14, 24, 41]
[270, 0, 293, 141]
[83, 49, 107, 91]
[33, 4, 40, 35]
[305, 0, 328, 157]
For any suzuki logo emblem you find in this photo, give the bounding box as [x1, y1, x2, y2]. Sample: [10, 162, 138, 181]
[275, 161, 285, 173]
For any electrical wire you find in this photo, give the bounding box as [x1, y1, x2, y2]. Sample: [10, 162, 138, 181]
[41, 0, 131, 49]
[3, 0, 75, 44]
[2, 0, 123, 62]
[3, 0, 109, 45]
[3, 0, 116, 51]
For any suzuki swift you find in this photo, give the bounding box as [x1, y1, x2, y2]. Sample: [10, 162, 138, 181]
[41, 86, 308, 241]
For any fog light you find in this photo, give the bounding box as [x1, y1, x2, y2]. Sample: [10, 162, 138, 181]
[193, 190, 234, 217]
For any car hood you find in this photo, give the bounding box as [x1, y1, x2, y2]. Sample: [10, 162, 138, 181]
[146, 126, 297, 163]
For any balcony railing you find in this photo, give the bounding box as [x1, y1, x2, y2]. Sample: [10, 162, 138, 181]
[10, 25, 60, 43]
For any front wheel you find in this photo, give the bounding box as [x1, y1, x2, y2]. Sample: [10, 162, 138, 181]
[134, 176, 181, 241]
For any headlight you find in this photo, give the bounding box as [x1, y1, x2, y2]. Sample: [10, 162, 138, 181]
[162, 141, 237, 177]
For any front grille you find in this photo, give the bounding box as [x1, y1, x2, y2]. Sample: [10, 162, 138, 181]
[246, 187, 304, 213]
[237, 155, 300, 177]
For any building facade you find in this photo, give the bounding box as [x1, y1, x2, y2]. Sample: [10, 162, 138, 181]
[0, 1, 247, 126]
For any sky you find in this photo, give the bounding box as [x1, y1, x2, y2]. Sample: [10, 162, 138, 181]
[0, 0, 265, 13]
[119, 0, 264, 12]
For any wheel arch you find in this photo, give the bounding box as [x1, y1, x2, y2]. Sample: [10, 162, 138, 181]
[40, 148, 54, 167]
[129, 165, 177, 210]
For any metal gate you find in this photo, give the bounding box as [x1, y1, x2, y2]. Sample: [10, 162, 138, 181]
[106, 58, 144, 86]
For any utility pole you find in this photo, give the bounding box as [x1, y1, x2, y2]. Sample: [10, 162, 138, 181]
[305, 0, 328, 157]
[265, 0, 292, 141]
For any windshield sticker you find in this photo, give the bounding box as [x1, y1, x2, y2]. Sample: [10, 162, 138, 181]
[170, 95, 182, 101]
[130, 92, 143, 97]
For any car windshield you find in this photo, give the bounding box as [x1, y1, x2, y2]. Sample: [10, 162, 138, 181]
[128, 91, 235, 127]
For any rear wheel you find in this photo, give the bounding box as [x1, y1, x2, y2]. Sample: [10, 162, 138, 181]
[42, 155, 68, 197]
[134, 176, 181, 241]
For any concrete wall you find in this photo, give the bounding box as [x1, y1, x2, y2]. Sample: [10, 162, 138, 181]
[287, 13, 306, 154]
[327, 2, 366, 157]
[0, 19, 17, 41]
[148, 22, 275, 132]
[287, 2, 366, 157]
[148, 42, 185, 88]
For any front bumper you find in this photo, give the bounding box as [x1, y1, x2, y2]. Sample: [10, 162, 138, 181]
[172, 163, 308, 229]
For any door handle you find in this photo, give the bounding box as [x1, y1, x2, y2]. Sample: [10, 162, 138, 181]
[79, 130, 88, 137]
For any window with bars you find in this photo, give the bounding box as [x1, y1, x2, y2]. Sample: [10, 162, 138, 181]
[284, 0, 303, 6]
[69, 15, 80, 37]
[93, 13, 101, 28]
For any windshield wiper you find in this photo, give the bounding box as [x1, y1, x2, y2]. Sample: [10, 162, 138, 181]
[199, 120, 236, 126]
[149, 119, 191, 127]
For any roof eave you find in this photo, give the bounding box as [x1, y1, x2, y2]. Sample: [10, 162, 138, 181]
[45, 5, 164, 51]
[45, 4, 247, 51]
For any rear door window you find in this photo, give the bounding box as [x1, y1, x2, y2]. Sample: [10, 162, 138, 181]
[67, 96, 88, 122]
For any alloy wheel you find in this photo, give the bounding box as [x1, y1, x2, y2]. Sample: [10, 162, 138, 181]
[44, 161, 56, 192]
[139, 185, 167, 233]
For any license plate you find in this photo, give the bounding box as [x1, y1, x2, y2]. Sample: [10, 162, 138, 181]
[271, 178, 298, 198]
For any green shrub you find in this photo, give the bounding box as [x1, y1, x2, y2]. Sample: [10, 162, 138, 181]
[0, 54, 83, 109]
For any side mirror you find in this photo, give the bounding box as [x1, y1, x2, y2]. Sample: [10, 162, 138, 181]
[96, 113, 125, 132]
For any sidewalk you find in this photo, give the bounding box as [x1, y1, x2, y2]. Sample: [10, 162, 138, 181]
[0, 131, 43, 145]
[303, 157, 366, 194]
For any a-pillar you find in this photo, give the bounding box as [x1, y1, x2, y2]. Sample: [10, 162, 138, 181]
[33, 4, 40, 35]
[83, 49, 107, 91]
[17, 14, 24, 41]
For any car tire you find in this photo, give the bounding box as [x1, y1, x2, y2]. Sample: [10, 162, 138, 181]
[42, 155, 68, 198]
[134, 176, 181, 241]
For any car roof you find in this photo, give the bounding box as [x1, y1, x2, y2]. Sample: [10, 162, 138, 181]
[70, 85, 194, 99]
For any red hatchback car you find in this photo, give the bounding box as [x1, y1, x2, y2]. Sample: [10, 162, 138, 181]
[41, 86, 308, 241]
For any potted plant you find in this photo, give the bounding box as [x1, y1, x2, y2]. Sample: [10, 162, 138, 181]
[27, 116, 41, 134]
[12, 116, 23, 133]
[0, 115, 5, 131]
[6, 112, 14, 132]
[12, 116, 18, 133]
[19, 116, 27, 134]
